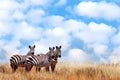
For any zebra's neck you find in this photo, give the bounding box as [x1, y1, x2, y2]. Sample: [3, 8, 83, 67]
[46, 51, 51, 57]
[27, 51, 34, 55]
[46, 51, 52, 62]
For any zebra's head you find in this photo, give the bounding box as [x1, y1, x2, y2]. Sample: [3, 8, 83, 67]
[51, 46, 61, 61]
[49, 47, 55, 57]
[27, 45, 35, 55]
[55, 46, 61, 58]
[47, 47, 55, 60]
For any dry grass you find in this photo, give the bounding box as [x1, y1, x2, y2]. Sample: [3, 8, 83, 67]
[0, 62, 120, 80]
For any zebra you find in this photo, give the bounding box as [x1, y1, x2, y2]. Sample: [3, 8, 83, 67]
[25, 47, 55, 72]
[37, 46, 62, 72]
[50, 45, 61, 72]
[10, 45, 35, 72]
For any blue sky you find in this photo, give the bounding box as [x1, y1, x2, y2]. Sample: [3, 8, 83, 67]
[0, 0, 120, 63]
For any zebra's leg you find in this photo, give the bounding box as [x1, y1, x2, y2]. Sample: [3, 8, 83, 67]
[25, 65, 33, 72]
[51, 64, 56, 72]
[25, 66, 29, 72]
[45, 66, 49, 72]
[28, 65, 33, 71]
[10, 64, 17, 72]
[36, 67, 38, 72]
[36, 67, 41, 72]
[38, 67, 41, 72]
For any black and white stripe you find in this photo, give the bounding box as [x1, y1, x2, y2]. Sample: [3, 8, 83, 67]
[9, 45, 35, 72]
[10, 55, 27, 66]
[25, 47, 55, 72]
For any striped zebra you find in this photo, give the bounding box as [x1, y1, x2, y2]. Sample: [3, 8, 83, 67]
[25, 47, 55, 72]
[10, 45, 35, 72]
[50, 46, 61, 72]
[37, 46, 61, 72]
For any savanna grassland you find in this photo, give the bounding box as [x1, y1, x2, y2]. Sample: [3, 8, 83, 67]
[0, 62, 120, 80]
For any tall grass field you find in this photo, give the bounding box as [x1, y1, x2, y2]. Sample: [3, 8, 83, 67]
[0, 62, 120, 80]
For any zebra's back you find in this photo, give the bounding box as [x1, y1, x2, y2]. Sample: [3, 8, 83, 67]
[10, 55, 27, 67]
[26, 54, 50, 67]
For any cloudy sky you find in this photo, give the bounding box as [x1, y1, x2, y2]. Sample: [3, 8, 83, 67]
[0, 0, 120, 63]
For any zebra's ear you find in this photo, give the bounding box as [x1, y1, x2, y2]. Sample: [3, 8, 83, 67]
[56, 46, 58, 49]
[29, 45, 31, 48]
[33, 45, 35, 48]
[53, 47, 55, 50]
[59, 45, 61, 48]
[49, 47, 52, 50]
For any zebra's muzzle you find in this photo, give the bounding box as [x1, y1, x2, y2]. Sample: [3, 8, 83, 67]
[59, 55, 61, 58]
[51, 59, 56, 62]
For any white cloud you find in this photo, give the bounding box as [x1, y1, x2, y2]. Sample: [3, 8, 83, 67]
[74, 1, 120, 20]
[68, 49, 90, 62]
[87, 43, 109, 63]
[0, 39, 21, 62]
[26, 9, 45, 25]
[23, 0, 54, 8]
[55, 0, 67, 6]
[0, 0, 21, 22]
[109, 46, 120, 63]
[100, 57, 108, 63]
[50, 19, 115, 45]
[0, 10, 11, 21]
[34, 27, 71, 53]
[75, 22, 116, 44]
[45, 15, 64, 27]
[62, 19, 87, 33]
[3, 41, 21, 55]
[89, 44, 108, 55]
[112, 32, 120, 46]
[13, 21, 43, 40]
[31, 0, 53, 6]
[0, 22, 14, 37]
[93, 44, 108, 55]
[53, 27, 65, 37]
[0, 0, 20, 11]
[12, 10, 25, 20]
[34, 42, 49, 54]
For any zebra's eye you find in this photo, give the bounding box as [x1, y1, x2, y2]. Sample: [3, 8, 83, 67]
[51, 56, 54, 58]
